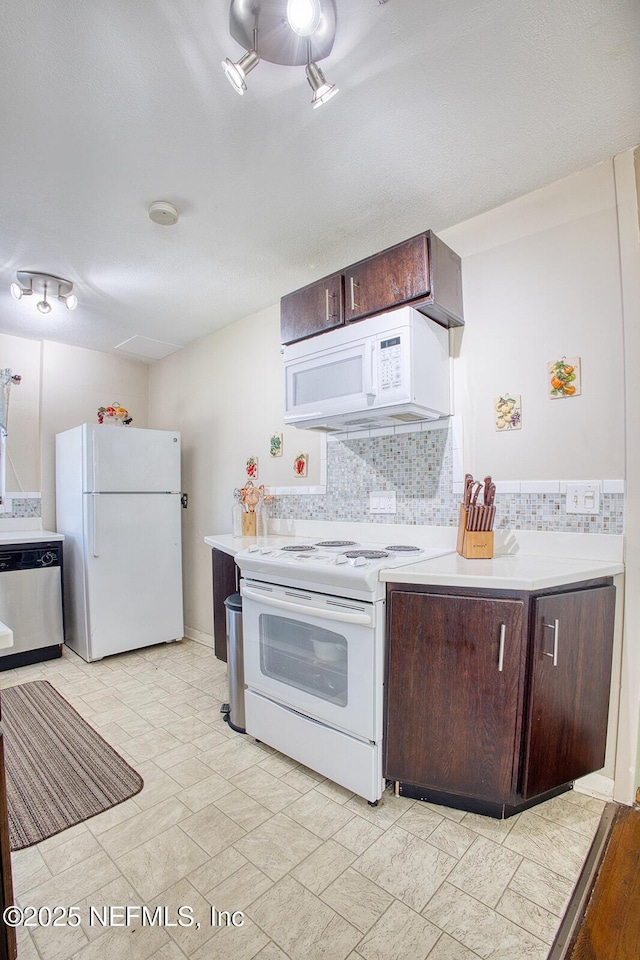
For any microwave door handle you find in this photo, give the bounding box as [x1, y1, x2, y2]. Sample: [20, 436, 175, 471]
[241, 584, 373, 625]
[284, 412, 325, 422]
[366, 341, 377, 399]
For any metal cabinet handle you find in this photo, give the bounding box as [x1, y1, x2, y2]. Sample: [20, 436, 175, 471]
[325, 288, 336, 321]
[498, 623, 505, 672]
[543, 618, 559, 666]
[349, 276, 359, 311]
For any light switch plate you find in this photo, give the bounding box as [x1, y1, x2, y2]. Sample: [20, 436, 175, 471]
[565, 482, 601, 514]
[369, 491, 397, 514]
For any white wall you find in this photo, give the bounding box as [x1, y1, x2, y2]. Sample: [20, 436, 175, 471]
[39, 341, 150, 529]
[148, 304, 322, 641]
[0, 333, 150, 529]
[0, 333, 41, 492]
[442, 159, 625, 480]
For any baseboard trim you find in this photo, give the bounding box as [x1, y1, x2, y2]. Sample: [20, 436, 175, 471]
[574, 773, 614, 801]
[183, 627, 213, 648]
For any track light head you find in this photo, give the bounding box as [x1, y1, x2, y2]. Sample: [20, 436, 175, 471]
[222, 48, 260, 94]
[306, 60, 338, 107]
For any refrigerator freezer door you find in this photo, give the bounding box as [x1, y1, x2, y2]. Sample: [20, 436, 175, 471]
[85, 425, 181, 493]
[81, 493, 183, 660]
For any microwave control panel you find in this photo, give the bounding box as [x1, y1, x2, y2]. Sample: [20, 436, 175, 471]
[379, 335, 403, 391]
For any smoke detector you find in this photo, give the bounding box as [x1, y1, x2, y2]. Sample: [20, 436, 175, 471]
[148, 201, 179, 226]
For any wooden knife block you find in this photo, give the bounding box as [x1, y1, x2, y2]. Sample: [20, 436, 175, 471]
[456, 504, 494, 559]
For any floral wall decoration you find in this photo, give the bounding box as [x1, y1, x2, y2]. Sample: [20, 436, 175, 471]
[293, 452, 308, 477]
[270, 433, 283, 457]
[246, 456, 258, 479]
[549, 357, 581, 398]
[494, 394, 522, 431]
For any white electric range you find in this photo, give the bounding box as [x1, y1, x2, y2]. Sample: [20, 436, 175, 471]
[235, 537, 453, 803]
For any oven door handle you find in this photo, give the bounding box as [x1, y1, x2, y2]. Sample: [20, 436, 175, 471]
[241, 584, 373, 625]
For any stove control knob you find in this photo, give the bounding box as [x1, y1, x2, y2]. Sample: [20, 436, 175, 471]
[348, 556, 368, 567]
[259, 548, 273, 555]
[248, 545, 260, 553]
[335, 555, 348, 565]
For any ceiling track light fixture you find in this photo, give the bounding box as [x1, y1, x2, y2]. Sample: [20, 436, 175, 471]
[222, 0, 338, 107]
[10, 271, 78, 313]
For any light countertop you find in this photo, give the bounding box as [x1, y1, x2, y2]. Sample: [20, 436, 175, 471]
[204, 532, 623, 592]
[379, 553, 624, 591]
[0, 529, 64, 544]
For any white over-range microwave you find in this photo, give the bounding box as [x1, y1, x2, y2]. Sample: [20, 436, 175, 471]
[283, 306, 451, 432]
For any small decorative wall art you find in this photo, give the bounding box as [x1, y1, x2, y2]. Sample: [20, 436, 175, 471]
[270, 433, 283, 458]
[293, 452, 308, 477]
[246, 456, 258, 479]
[549, 357, 581, 398]
[494, 394, 522, 431]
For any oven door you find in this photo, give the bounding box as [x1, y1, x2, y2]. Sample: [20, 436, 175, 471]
[241, 579, 383, 742]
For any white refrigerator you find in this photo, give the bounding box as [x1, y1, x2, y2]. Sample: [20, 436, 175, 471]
[55, 424, 184, 662]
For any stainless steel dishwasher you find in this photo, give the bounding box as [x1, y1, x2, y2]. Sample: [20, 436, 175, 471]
[0, 541, 64, 670]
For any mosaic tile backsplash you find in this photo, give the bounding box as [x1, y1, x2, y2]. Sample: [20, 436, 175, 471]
[271, 424, 625, 535]
[0, 496, 41, 519]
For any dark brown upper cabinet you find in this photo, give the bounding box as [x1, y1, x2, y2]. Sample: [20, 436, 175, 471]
[344, 231, 463, 328]
[280, 271, 345, 346]
[280, 230, 463, 345]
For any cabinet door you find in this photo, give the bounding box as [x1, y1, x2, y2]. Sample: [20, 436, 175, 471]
[522, 586, 616, 799]
[385, 592, 525, 801]
[280, 272, 344, 344]
[344, 234, 429, 322]
[212, 549, 239, 662]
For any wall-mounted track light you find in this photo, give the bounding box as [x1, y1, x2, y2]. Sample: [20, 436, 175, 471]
[222, 0, 338, 107]
[10, 271, 78, 313]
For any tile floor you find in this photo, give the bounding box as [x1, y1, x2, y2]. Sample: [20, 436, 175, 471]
[1, 639, 605, 960]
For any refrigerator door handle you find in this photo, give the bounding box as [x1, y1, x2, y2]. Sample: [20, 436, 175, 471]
[91, 430, 97, 493]
[92, 496, 99, 558]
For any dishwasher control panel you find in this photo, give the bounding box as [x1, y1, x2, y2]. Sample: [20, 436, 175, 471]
[0, 542, 62, 572]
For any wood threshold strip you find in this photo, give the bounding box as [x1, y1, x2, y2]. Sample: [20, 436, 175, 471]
[548, 802, 640, 960]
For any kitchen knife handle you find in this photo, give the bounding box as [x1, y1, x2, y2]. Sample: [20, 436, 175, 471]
[498, 623, 506, 672]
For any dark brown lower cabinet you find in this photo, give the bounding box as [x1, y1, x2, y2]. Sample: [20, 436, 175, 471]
[384, 580, 616, 818]
[0, 730, 17, 960]
[211, 548, 239, 662]
[522, 586, 616, 798]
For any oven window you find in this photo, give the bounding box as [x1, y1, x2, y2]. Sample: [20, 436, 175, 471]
[258, 614, 348, 706]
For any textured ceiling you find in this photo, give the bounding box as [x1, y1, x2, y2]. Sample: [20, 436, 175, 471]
[1, 0, 639, 359]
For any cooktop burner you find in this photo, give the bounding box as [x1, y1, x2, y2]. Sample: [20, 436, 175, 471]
[344, 550, 390, 560]
[385, 545, 422, 553]
[315, 540, 359, 548]
[281, 544, 317, 552]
